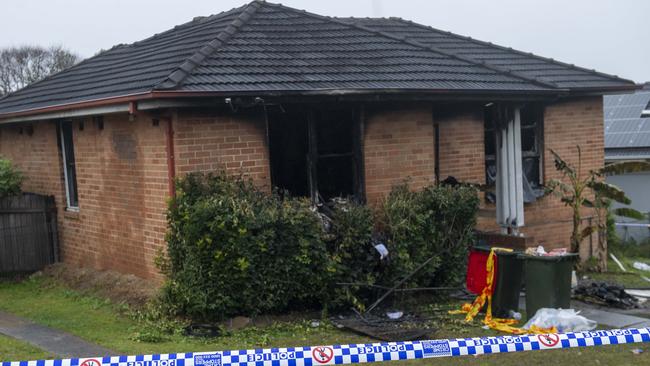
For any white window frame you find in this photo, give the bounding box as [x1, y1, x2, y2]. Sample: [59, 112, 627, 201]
[60, 122, 79, 211]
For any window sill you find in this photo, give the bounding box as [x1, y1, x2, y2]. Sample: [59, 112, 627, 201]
[63, 208, 80, 220]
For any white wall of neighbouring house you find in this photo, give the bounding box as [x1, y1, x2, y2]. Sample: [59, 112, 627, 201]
[607, 171, 650, 243]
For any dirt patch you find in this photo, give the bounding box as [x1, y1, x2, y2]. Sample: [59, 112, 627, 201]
[36, 263, 158, 308]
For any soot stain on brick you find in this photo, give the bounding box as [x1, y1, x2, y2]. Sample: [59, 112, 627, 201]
[112, 131, 137, 160]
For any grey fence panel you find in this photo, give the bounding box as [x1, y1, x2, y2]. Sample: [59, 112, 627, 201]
[0, 193, 58, 273]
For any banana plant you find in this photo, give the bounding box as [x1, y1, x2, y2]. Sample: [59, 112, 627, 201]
[546, 146, 649, 263]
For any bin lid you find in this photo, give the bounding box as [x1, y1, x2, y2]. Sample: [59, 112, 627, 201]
[472, 246, 521, 255]
[519, 253, 579, 261]
[493, 249, 520, 257]
[471, 245, 491, 253]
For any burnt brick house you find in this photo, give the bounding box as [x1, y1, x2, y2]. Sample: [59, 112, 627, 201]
[0, 1, 637, 278]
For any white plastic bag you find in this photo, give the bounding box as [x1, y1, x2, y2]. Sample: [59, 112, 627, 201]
[523, 308, 597, 332]
[633, 262, 650, 272]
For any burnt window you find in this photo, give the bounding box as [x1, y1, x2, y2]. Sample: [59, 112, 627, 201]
[519, 106, 543, 188]
[312, 107, 359, 200]
[59, 121, 79, 209]
[485, 105, 543, 196]
[484, 106, 497, 187]
[267, 107, 311, 197]
[267, 105, 362, 202]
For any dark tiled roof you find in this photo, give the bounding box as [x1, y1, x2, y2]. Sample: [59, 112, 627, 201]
[604, 89, 650, 149]
[0, 1, 636, 117]
[0, 4, 247, 115]
[178, 4, 551, 93]
[341, 17, 633, 90]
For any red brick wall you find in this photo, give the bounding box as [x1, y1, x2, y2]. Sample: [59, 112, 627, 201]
[0, 108, 271, 279]
[436, 104, 485, 184]
[0, 114, 169, 278]
[363, 104, 435, 204]
[362, 97, 604, 255]
[0, 122, 63, 197]
[174, 109, 271, 189]
[63, 113, 169, 278]
[0, 96, 604, 277]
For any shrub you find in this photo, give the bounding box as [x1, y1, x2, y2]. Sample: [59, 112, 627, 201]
[378, 183, 479, 288]
[162, 172, 327, 321]
[161, 173, 479, 321]
[0, 157, 24, 197]
[324, 200, 377, 310]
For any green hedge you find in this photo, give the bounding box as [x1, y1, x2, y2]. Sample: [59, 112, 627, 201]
[162, 173, 327, 321]
[324, 200, 377, 310]
[378, 184, 479, 288]
[161, 173, 478, 321]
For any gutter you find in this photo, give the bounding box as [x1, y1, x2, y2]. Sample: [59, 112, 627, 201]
[0, 85, 638, 124]
[0, 91, 225, 124]
[564, 84, 640, 97]
[0, 103, 133, 124]
[604, 147, 650, 162]
[605, 155, 650, 162]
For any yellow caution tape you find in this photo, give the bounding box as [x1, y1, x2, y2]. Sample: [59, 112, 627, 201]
[450, 247, 557, 335]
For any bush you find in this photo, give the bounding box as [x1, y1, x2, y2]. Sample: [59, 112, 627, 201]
[0, 157, 24, 197]
[378, 183, 479, 288]
[162, 173, 327, 321]
[161, 173, 479, 321]
[323, 200, 377, 310]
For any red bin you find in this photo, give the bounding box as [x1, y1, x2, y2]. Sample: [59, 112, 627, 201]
[465, 247, 497, 295]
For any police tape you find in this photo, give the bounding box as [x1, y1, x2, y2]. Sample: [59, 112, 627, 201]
[3, 327, 650, 366]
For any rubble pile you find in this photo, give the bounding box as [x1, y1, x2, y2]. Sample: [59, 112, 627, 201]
[332, 312, 434, 341]
[573, 280, 639, 309]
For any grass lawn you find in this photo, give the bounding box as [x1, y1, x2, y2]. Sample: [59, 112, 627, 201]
[582, 256, 650, 288]
[1, 277, 650, 365]
[0, 335, 54, 361]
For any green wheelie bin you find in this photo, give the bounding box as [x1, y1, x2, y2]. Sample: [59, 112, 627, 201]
[469, 246, 524, 318]
[522, 253, 578, 320]
[491, 250, 524, 318]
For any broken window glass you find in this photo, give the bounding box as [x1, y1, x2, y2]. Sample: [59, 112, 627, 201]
[484, 104, 544, 203]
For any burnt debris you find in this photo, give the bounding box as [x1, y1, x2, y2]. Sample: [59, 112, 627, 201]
[574, 280, 640, 310]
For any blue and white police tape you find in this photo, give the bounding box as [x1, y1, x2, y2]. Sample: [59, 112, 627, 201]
[3, 327, 649, 366]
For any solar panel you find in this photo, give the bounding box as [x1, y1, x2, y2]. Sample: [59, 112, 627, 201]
[604, 91, 650, 149]
[640, 120, 650, 132]
[607, 119, 641, 133]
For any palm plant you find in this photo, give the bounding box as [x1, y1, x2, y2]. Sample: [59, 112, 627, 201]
[546, 146, 649, 268]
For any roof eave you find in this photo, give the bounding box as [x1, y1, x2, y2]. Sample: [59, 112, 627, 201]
[564, 84, 640, 96]
[0, 88, 571, 123]
[605, 154, 650, 162]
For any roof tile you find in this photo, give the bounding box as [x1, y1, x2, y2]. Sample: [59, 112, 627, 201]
[0, 0, 636, 117]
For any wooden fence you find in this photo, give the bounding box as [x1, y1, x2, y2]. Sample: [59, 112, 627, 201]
[0, 193, 59, 273]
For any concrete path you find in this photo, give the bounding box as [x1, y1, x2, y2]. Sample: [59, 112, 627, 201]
[0, 311, 115, 358]
[571, 300, 650, 328]
[518, 297, 650, 328]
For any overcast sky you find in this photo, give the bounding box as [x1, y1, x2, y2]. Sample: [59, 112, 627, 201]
[2, 0, 648, 83]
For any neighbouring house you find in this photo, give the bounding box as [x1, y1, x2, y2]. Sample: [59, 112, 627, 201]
[0, 1, 638, 278]
[604, 83, 650, 243]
